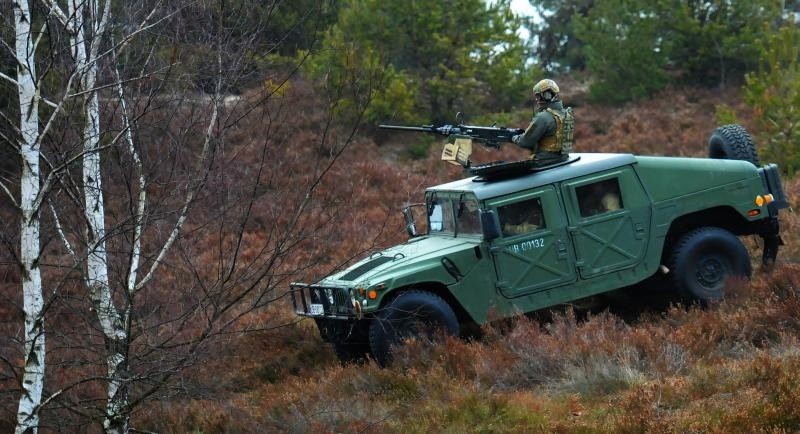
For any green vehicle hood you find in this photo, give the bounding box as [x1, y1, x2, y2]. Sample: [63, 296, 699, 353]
[323, 235, 480, 286]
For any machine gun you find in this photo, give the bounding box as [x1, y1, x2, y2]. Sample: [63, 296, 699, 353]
[380, 113, 525, 169]
[379, 112, 523, 149]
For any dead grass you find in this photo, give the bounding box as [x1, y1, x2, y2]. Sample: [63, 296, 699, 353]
[6, 78, 795, 432]
[130, 82, 800, 431]
[132, 262, 800, 432]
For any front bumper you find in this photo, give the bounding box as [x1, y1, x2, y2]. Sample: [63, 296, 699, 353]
[290, 283, 358, 319]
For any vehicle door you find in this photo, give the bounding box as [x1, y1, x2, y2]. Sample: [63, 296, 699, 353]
[487, 185, 577, 298]
[561, 167, 651, 279]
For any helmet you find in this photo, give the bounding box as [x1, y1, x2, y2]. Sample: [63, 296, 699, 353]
[533, 79, 559, 101]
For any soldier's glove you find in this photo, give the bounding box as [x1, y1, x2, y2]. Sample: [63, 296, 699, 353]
[512, 134, 522, 144]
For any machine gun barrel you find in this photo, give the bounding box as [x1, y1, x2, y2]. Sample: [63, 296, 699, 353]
[379, 121, 523, 148]
[378, 124, 438, 134]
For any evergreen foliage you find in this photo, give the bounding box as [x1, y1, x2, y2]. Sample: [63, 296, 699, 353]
[745, 25, 800, 175]
[526, 0, 594, 72]
[303, 0, 538, 123]
[550, 0, 782, 103]
[573, 0, 670, 103]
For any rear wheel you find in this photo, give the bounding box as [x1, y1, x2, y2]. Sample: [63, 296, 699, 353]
[369, 290, 459, 366]
[708, 124, 760, 166]
[668, 227, 751, 304]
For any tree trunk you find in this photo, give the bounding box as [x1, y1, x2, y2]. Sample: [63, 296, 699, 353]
[70, 2, 129, 431]
[14, 1, 45, 433]
[82, 89, 129, 434]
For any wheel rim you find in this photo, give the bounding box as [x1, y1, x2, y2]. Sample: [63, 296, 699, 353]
[694, 256, 728, 289]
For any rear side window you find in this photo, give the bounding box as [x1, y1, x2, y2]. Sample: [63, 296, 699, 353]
[576, 178, 623, 217]
[498, 198, 546, 237]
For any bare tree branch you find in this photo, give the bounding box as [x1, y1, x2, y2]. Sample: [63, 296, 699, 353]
[48, 200, 77, 260]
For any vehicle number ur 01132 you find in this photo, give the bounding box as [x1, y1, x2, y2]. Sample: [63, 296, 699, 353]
[510, 238, 545, 253]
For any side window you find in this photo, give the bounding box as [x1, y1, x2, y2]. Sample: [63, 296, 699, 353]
[576, 178, 624, 217]
[498, 198, 546, 237]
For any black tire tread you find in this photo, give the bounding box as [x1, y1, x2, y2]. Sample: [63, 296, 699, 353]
[667, 226, 751, 303]
[709, 124, 760, 166]
[368, 290, 459, 366]
[332, 341, 371, 364]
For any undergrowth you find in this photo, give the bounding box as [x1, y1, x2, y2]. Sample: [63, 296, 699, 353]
[137, 264, 800, 433]
[129, 85, 800, 432]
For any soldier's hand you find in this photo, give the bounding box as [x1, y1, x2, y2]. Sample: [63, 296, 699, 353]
[512, 134, 522, 144]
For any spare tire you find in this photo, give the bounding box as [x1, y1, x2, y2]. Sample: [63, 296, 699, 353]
[708, 124, 760, 166]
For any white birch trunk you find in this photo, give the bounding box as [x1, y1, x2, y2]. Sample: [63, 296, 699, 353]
[14, 1, 45, 433]
[68, 1, 129, 432]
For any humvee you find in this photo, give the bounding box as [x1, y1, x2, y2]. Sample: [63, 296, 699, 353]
[291, 125, 788, 365]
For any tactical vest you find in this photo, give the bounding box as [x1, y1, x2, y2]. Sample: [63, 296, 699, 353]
[541, 107, 574, 154]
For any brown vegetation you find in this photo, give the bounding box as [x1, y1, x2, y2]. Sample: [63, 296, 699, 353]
[130, 83, 800, 433]
[130, 81, 799, 432]
[4, 78, 799, 432]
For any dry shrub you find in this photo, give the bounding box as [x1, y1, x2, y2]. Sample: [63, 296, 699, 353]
[136, 398, 257, 433]
[476, 310, 655, 396]
[388, 388, 548, 434]
[575, 86, 753, 157]
[116, 82, 800, 432]
[146, 261, 800, 432]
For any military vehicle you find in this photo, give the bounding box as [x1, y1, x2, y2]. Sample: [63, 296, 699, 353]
[291, 124, 788, 366]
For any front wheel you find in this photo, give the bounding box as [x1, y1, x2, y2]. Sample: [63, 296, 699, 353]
[369, 290, 459, 367]
[668, 227, 751, 304]
[332, 342, 371, 364]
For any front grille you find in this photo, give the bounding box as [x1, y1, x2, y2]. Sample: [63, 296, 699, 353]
[290, 283, 354, 318]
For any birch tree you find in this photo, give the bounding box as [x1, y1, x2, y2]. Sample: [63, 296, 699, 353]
[33, 1, 228, 430]
[10, 1, 45, 432]
[3, 0, 366, 431]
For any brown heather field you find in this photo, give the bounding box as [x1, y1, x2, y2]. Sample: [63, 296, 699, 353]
[4, 79, 799, 432]
[127, 81, 800, 433]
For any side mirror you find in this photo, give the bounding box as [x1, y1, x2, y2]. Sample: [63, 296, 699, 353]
[480, 210, 501, 242]
[403, 206, 418, 237]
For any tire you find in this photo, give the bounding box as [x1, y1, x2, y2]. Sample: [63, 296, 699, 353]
[668, 227, 752, 304]
[369, 290, 459, 367]
[708, 124, 760, 166]
[329, 320, 371, 364]
[332, 342, 371, 364]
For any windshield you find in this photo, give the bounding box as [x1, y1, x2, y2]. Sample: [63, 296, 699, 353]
[427, 194, 482, 236]
[429, 197, 455, 234]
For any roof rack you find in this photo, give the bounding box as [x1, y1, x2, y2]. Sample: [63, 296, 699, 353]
[469, 155, 580, 181]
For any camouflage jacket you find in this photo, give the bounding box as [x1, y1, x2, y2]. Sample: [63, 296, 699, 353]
[514, 101, 573, 157]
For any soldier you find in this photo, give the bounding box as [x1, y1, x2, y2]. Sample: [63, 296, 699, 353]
[512, 79, 574, 164]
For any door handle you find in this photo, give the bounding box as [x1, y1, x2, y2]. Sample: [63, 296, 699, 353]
[557, 240, 568, 257]
[634, 222, 646, 239]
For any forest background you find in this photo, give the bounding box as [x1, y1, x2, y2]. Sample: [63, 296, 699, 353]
[2, 0, 800, 432]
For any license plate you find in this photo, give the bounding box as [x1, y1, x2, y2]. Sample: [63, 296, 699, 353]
[309, 303, 324, 316]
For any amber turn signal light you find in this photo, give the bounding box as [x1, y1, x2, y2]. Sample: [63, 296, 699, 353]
[755, 194, 775, 207]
